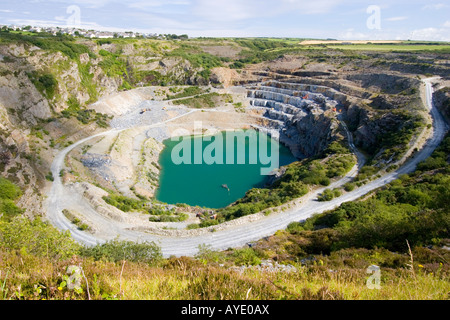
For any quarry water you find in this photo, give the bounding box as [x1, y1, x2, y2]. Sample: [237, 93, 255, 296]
[156, 130, 297, 208]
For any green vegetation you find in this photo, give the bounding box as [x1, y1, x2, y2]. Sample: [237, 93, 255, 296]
[286, 133, 450, 254]
[147, 205, 188, 222]
[229, 39, 295, 69]
[148, 213, 188, 222]
[80, 239, 162, 265]
[77, 61, 98, 103]
[166, 43, 226, 77]
[0, 30, 91, 59]
[62, 209, 90, 231]
[376, 113, 425, 162]
[233, 102, 245, 113]
[97, 49, 134, 89]
[172, 92, 232, 108]
[26, 71, 58, 99]
[45, 172, 54, 181]
[0, 177, 23, 221]
[326, 43, 450, 53]
[165, 86, 205, 100]
[61, 96, 111, 128]
[102, 193, 187, 222]
[0, 216, 80, 259]
[102, 194, 145, 212]
[317, 188, 342, 202]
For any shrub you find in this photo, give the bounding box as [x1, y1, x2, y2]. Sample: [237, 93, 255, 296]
[45, 172, 54, 181]
[318, 189, 341, 202]
[0, 177, 22, 200]
[80, 239, 162, 265]
[27, 71, 58, 99]
[103, 194, 145, 212]
[0, 199, 23, 220]
[195, 244, 226, 264]
[344, 183, 355, 192]
[232, 248, 261, 266]
[0, 216, 81, 259]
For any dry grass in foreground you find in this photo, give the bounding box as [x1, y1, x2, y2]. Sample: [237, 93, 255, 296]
[0, 248, 448, 300]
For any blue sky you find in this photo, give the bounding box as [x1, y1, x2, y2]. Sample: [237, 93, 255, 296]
[0, 0, 449, 40]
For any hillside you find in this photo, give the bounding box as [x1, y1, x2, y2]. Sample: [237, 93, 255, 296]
[0, 32, 449, 300]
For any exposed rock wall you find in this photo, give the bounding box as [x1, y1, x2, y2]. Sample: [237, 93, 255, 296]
[433, 87, 450, 123]
[247, 81, 343, 158]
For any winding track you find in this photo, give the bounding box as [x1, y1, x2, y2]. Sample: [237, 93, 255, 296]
[46, 78, 448, 257]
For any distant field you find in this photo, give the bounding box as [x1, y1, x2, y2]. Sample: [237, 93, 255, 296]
[327, 43, 450, 52]
[300, 40, 403, 45]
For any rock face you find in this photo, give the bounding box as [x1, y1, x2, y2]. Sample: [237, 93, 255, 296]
[433, 87, 450, 123]
[247, 80, 344, 158]
[346, 73, 421, 94]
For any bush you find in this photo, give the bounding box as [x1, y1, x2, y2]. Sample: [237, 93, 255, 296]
[0, 216, 81, 259]
[324, 141, 350, 155]
[45, 172, 54, 181]
[344, 183, 355, 192]
[195, 244, 225, 264]
[103, 194, 145, 212]
[232, 248, 261, 266]
[0, 177, 22, 200]
[0, 199, 23, 220]
[27, 71, 58, 99]
[80, 239, 162, 265]
[149, 213, 188, 222]
[318, 188, 341, 201]
[165, 86, 204, 100]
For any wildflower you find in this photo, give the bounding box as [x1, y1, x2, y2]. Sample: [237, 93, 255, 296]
[418, 264, 424, 268]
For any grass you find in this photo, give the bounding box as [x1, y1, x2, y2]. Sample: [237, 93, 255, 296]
[62, 209, 91, 231]
[172, 92, 232, 109]
[164, 86, 206, 100]
[327, 43, 450, 53]
[61, 95, 111, 128]
[0, 246, 447, 300]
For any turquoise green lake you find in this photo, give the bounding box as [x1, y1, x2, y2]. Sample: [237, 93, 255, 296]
[155, 130, 297, 208]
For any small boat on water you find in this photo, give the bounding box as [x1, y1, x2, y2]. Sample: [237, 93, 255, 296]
[221, 184, 229, 190]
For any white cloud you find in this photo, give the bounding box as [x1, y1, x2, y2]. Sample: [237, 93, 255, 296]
[385, 16, 407, 21]
[279, 0, 344, 14]
[409, 27, 450, 41]
[338, 28, 369, 40]
[191, 0, 344, 22]
[191, 0, 254, 22]
[128, 0, 191, 9]
[443, 21, 450, 28]
[422, 3, 449, 10]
